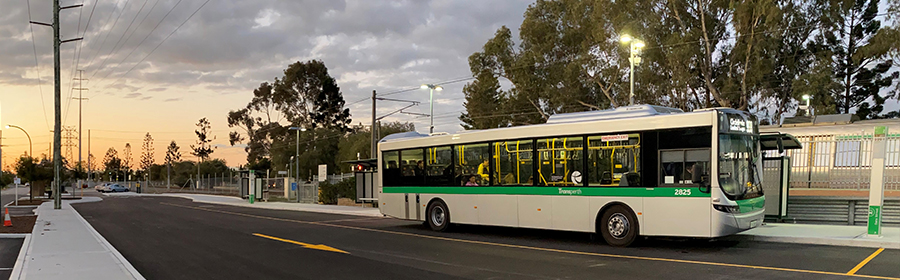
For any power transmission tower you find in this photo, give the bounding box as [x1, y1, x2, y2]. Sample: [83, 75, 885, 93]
[30, 0, 82, 209]
[63, 126, 77, 168]
[73, 69, 88, 170]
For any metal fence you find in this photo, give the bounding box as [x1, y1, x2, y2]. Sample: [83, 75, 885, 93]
[768, 132, 900, 190]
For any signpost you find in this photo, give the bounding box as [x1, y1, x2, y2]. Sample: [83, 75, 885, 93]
[318, 164, 327, 182]
[249, 170, 256, 204]
[868, 126, 887, 237]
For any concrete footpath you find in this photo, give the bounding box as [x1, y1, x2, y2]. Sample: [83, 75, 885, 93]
[144, 193, 899, 249]
[10, 198, 144, 280]
[735, 223, 899, 249]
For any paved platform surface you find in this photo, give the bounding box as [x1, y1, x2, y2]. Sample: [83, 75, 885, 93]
[11, 198, 144, 280]
[736, 223, 900, 249]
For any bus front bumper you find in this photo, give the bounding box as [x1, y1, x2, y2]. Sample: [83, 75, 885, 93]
[713, 208, 764, 237]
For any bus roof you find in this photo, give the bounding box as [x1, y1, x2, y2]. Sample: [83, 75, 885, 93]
[378, 105, 731, 151]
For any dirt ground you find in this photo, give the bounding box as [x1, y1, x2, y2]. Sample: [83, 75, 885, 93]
[0, 215, 37, 234]
[10, 199, 49, 206]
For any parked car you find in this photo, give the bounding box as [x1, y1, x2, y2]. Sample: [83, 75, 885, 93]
[94, 183, 109, 192]
[106, 184, 129, 192]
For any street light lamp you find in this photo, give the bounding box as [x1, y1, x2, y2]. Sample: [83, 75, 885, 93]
[621, 34, 645, 106]
[6, 124, 32, 157]
[420, 84, 443, 134]
[802, 95, 813, 116]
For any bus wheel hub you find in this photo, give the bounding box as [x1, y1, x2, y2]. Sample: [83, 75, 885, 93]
[608, 213, 629, 239]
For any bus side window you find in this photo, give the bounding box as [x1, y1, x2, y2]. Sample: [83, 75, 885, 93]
[426, 146, 454, 186]
[382, 151, 400, 186]
[400, 149, 424, 186]
[536, 137, 583, 187]
[660, 149, 710, 185]
[587, 134, 641, 187]
[494, 141, 533, 186]
[455, 143, 490, 186]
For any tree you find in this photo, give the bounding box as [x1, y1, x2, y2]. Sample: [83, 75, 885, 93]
[14, 155, 53, 200]
[122, 143, 133, 179]
[459, 51, 507, 129]
[140, 133, 155, 173]
[228, 60, 353, 173]
[275, 60, 352, 130]
[803, 0, 898, 119]
[103, 147, 122, 180]
[191, 117, 216, 161]
[165, 141, 182, 187]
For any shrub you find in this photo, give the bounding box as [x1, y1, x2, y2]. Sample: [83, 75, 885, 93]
[318, 177, 356, 204]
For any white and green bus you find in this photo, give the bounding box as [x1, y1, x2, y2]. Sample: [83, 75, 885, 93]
[377, 105, 765, 246]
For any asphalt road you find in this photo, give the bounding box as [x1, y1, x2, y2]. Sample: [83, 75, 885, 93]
[0, 238, 23, 280]
[0, 185, 29, 207]
[73, 196, 900, 280]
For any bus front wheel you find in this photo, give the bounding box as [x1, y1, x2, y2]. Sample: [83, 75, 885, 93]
[426, 200, 451, 232]
[599, 205, 638, 247]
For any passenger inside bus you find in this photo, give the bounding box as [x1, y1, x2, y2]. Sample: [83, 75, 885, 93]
[465, 175, 479, 186]
[477, 159, 489, 181]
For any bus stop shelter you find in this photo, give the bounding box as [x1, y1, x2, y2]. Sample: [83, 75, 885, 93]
[760, 133, 803, 220]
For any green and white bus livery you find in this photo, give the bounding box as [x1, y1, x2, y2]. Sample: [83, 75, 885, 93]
[377, 105, 764, 246]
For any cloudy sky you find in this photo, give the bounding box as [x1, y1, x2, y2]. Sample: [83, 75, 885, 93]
[0, 0, 533, 168]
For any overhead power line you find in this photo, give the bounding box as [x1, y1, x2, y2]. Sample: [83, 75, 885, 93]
[26, 0, 51, 131]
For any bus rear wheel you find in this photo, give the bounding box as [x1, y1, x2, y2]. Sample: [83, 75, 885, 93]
[599, 205, 638, 247]
[426, 200, 451, 232]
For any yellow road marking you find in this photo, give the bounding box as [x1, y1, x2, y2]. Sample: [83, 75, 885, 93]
[847, 248, 885, 275]
[160, 202, 898, 280]
[253, 233, 350, 254]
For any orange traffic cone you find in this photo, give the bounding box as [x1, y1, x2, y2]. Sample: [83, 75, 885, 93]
[3, 208, 11, 227]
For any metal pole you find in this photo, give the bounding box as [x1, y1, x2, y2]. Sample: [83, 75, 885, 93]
[295, 128, 299, 202]
[629, 42, 634, 106]
[53, 0, 62, 209]
[371, 90, 376, 158]
[87, 129, 90, 186]
[429, 88, 434, 134]
[7, 125, 32, 157]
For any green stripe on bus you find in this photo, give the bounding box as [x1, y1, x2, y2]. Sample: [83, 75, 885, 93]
[736, 196, 765, 213]
[382, 186, 712, 197]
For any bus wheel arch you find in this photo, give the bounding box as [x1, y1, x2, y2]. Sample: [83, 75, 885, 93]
[426, 198, 451, 232]
[596, 202, 639, 247]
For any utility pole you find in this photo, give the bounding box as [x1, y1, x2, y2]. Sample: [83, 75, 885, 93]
[73, 70, 87, 171]
[87, 129, 91, 185]
[30, 0, 82, 209]
[371, 90, 376, 160]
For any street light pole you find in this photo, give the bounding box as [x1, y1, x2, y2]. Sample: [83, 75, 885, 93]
[288, 127, 305, 201]
[420, 84, 443, 134]
[620, 35, 645, 106]
[6, 125, 33, 157]
[802, 95, 813, 116]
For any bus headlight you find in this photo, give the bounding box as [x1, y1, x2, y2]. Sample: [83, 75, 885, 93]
[713, 204, 740, 213]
